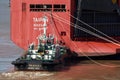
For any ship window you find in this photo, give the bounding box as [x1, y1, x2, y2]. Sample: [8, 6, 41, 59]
[36, 4, 43, 8]
[61, 5, 65, 8]
[30, 4, 52, 9]
[46, 5, 52, 8]
[30, 4, 52, 12]
[30, 4, 35, 8]
[54, 5, 61, 8]
[53, 4, 66, 12]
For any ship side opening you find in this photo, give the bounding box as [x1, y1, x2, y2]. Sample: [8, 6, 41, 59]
[72, 0, 120, 42]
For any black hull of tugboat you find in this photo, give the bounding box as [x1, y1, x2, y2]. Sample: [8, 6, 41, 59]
[12, 60, 60, 71]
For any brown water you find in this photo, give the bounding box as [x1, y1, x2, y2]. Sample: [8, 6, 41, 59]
[1, 60, 120, 80]
[1, 0, 120, 80]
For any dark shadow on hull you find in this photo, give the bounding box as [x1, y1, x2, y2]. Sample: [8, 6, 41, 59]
[72, 54, 120, 62]
[53, 51, 120, 71]
[93, 53, 120, 60]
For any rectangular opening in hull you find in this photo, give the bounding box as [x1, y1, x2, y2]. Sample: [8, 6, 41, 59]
[72, 10, 120, 41]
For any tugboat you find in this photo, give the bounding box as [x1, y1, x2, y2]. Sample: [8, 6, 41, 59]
[11, 16, 69, 70]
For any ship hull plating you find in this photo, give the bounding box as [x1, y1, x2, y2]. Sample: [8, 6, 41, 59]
[11, 0, 120, 56]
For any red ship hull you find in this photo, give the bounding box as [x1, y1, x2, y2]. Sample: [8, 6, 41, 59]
[11, 0, 120, 56]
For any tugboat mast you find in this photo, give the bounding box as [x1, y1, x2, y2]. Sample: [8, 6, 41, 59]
[43, 16, 48, 37]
